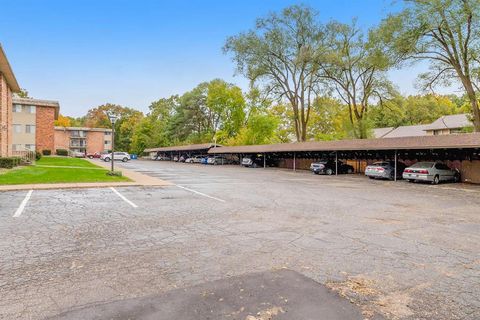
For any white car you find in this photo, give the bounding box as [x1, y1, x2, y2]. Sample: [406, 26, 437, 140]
[101, 152, 131, 162]
[185, 156, 203, 163]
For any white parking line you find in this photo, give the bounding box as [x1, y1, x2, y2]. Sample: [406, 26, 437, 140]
[176, 185, 226, 202]
[13, 190, 33, 218]
[110, 187, 138, 208]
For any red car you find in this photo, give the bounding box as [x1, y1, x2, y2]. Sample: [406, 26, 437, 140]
[86, 152, 101, 159]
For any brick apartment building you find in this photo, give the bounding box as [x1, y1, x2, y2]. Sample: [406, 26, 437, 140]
[12, 97, 59, 152]
[54, 127, 112, 155]
[0, 45, 21, 157]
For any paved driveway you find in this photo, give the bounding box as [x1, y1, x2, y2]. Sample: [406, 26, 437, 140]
[1, 160, 479, 319]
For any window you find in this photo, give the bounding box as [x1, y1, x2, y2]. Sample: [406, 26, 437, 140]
[26, 125, 36, 134]
[25, 144, 35, 151]
[104, 140, 110, 145]
[12, 144, 22, 151]
[104, 131, 112, 136]
[13, 124, 22, 133]
[13, 105, 22, 112]
[28, 106, 36, 114]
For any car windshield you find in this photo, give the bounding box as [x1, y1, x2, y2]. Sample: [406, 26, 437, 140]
[372, 162, 389, 167]
[410, 162, 434, 168]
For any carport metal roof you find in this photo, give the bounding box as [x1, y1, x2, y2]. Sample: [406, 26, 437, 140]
[145, 143, 221, 153]
[208, 133, 480, 154]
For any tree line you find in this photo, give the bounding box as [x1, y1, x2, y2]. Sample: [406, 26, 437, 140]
[55, 1, 479, 153]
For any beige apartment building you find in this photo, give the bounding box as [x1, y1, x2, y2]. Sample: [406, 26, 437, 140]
[12, 97, 60, 152]
[54, 127, 112, 155]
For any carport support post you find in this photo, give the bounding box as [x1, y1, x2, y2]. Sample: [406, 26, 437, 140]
[335, 152, 338, 176]
[394, 150, 397, 182]
[293, 152, 296, 171]
[263, 153, 266, 168]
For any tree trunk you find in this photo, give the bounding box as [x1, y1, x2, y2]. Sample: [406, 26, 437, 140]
[459, 77, 480, 132]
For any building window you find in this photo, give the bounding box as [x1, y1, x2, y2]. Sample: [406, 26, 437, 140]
[104, 131, 112, 136]
[25, 144, 35, 151]
[104, 140, 110, 145]
[13, 124, 22, 133]
[12, 144, 23, 151]
[13, 105, 22, 112]
[26, 125, 36, 134]
[28, 106, 36, 114]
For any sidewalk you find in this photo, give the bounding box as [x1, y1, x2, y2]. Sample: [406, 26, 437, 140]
[0, 159, 171, 191]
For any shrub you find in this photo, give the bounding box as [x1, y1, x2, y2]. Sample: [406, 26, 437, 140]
[56, 149, 69, 156]
[35, 151, 42, 161]
[106, 171, 123, 177]
[0, 157, 20, 169]
[42, 149, 52, 155]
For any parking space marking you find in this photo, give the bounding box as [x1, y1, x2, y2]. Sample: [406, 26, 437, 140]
[176, 185, 226, 203]
[110, 187, 138, 208]
[13, 190, 33, 218]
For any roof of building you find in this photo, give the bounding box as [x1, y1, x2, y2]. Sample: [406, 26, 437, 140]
[145, 143, 221, 153]
[13, 97, 60, 119]
[207, 133, 480, 154]
[54, 126, 112, 132]
[373, 127, 395, 138]
[0, 44, 20, 92]
[382, 124, 430, 138]
[424, 113, 472, 131]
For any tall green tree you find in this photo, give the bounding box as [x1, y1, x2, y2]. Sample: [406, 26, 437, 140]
[225, 5, 327, 142]
[319, 21, 397, 138]
[377, 0, 480, 131]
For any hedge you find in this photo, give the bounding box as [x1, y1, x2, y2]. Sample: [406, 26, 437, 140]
[0, 157, 21, 169]
[56, 149, 69, 156]
[35, 151, 42, 161]
[42, 149, 52, 155]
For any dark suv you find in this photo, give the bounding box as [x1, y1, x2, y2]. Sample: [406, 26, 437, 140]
[310, 160, 354, 175]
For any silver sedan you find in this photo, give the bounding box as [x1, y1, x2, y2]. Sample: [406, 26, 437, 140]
[402, 162, 460, 184]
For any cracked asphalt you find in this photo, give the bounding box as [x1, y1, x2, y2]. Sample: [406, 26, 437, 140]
[1, 160, 479, 320]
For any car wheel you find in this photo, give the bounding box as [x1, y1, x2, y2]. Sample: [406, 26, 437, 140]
[453, 173, 461, 183]
[347, 168, 353, 174]
[432, 175, 440, 185]
[122, 157, 128, 162]
[389, 172, 395, 181]
[407, 179, 414, 183]
[104, 157, 111, 162]
[368, 176, 375, 179]
[314, 171, 319, 175]
[252, 163, 257, 168]
[88, 156, 93, 159]
[326, 168, 334, 175]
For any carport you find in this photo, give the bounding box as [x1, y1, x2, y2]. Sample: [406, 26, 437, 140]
[208, 133, 480, 183]
[145, 143, 221, 160]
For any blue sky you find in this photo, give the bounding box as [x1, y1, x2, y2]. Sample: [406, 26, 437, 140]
[0, 0, 455, 117]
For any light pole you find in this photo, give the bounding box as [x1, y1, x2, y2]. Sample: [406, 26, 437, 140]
[106, 112, 117, 173]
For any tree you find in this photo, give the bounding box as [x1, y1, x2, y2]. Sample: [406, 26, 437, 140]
[225, 5, 327, 142]
[54, 114, 72, 127]
[377, 0, 480, 131]
[319, 21, 397, 138]
[206, 79, 246, 142]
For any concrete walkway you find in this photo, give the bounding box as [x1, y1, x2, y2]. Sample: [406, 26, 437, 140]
[0, 159, 171, 191]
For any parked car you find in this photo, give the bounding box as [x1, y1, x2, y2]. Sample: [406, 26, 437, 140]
[71, 151, 86, 158]
[402, 162, 460, 184]
[365, 161, 406, 180]
[101, 152, 131, 162]
[201, 157, 210, 164]
[310, 160, 354, 175]
[241, 156, 277, 168]
[185, 156, 202, 163]
[173, 156, 179, 162]
[179, 156, 186, 162]
[207, 156, 231, 165]
[86, 152, 101, 159]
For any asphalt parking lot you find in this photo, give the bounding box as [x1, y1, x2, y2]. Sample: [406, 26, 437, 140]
[1, 160, 479, 320]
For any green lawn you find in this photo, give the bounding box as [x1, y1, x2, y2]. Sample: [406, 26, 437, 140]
[35, 156, 100, 167]
[0, 157, 130, 185]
